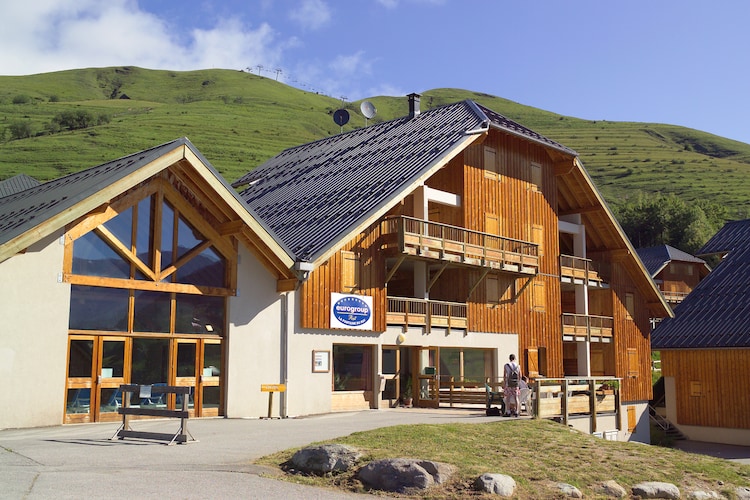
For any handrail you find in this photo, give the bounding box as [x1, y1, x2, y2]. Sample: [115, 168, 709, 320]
[383, 215, 538, 270]
[386, 296, 467, 329]
[561, 313, 614, 330]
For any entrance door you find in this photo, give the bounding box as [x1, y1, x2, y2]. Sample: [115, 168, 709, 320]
[200, 340, 222, 416]
[381, 347, 400, 407]
[65, 336, 95, 423]
[174, 340, 197, 414]
[415, 347, 439, 408]
[95, 337, 127, 422]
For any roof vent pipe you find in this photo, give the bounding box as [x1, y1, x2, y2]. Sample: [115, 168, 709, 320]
[408, 93, 421, 118]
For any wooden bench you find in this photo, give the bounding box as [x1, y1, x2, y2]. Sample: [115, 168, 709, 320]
[110, 384, 196, 445]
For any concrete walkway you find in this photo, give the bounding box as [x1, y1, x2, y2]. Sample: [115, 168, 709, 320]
[2, 408, 749, 499]
[0, 408, 498, 499]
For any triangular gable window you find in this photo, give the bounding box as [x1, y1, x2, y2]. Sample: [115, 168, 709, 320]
[69, 190, 229, 291]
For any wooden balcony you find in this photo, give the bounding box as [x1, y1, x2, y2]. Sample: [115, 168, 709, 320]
[559, 254, 606, 287]
[660, 289, 690, 304]
[562, 313, 613, 341]
[383, 216, 538, 275]
[386, 296, 468, 331]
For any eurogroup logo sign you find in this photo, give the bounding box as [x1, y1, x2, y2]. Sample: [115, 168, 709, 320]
[330, 293, 373, 330]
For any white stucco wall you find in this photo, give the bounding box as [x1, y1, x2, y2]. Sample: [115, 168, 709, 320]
[0, 232, 70, 430]
[281, 315, 519, 417]
[225, 245, 285, 418]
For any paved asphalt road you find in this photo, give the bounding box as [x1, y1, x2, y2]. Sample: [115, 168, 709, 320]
[1, 408, 749, 499]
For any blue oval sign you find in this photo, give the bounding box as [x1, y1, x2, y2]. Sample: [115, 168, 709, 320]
[333, 296, 371, 327]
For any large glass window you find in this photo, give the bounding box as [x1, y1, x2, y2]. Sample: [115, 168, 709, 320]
[175, 294, 225, 335]
[133, 290, 171, 333]
[69, 286, 129, 331]
[65, 184, 234, 422]
[439, 348, 491, 384]
[72, 232, 130, 278]
[333, 345, 372, 391]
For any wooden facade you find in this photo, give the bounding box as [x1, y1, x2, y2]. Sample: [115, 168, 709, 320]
[662, 349, 750, 430]
[296, 124, 666, 406]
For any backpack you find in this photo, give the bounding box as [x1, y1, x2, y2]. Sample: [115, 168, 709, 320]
[506, 363, 520, 388]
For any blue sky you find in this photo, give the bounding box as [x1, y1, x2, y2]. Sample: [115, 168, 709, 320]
[2, 0, 749, 144]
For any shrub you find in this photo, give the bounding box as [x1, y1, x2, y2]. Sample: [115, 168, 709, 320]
[12, 94, 31, 104]
[8, 120, 33, 140]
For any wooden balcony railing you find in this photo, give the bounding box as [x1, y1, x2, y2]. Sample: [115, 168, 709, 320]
[533, 378, 621, 431]
[383, 215, 538, 274]
[660, 289, 690, 304]
[386, 296, 468, 331]
[559, 254, 606, 286]
[562, 313, 614, 340]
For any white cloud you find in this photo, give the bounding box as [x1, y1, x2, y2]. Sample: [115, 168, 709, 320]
[328, 51, 372, 77]
[289, 0, 331, 31]
[0, 0, 289, 75]
[376, 0, 399, 8]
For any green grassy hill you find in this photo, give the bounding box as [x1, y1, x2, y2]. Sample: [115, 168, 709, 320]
[2, 67, 749, 217]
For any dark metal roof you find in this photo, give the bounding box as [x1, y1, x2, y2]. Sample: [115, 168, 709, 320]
[636, 244, 707, 277]
[697, 219, 750, 257]
[0, 174, 40, 198]
[0, 139, 189, 249]
[234, 99, 576, 262]
[475, 103, 577, 156]
[652, 219, 750, 349]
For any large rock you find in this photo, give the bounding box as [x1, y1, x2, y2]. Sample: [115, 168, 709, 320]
[556, 482, 583, 498]
[735, 486, 750, 500]
[290, 444, 361, 475]
[358, 458, 456, 492]
[632, 481, 681, 499]
[474, 473, 516, 497]
[595, 480, 627, 498]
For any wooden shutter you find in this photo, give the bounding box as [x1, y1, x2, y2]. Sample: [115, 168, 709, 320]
[530, 162, 542, 191]
[486, 275, 499, 303]
[526, 348, 539, 378]
[625, 292, 635, 320]
[484, 146, 498, 178]
[341, 250, 360, 293]
[533, 280, 546, 312]
[531, 224, 544, 257]
[627, 348, 639, 377]
[627, 406, 637, 433]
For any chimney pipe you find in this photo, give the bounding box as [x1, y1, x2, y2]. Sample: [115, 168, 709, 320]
[408, 93, 421, 118]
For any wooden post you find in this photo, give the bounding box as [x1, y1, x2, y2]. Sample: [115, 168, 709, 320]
[260, 384, 286, 419]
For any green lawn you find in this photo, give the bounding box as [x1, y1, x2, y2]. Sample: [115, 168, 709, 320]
[255, 418, 750, 498]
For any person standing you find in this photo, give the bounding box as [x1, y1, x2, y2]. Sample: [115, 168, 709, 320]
[503, 354, 521, 417]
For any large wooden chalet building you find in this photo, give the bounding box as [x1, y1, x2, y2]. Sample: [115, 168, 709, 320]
[0, 95, 670, 442]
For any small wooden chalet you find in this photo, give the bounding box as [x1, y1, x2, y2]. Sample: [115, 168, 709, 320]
[636, 245, 710, 308]
[233, 94, 672, 442]
[652, 219, 750, 446]
[0, 138, 296, 429]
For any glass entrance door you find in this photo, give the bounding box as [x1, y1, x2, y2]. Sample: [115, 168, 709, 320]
[174, 340, 197, 414]
[200, 340, 222, 416]
[95, 337, 126, 422]
[415, 347, 439, 408]
[65, 337, 95, 423]
[381, 347, 400, 407]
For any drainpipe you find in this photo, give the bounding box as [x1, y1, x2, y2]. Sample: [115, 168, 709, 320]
[280, 290, 289, 418]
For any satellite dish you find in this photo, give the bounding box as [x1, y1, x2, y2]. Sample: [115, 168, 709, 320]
[360, 101, 377, 119]
[333, 109, 350, 126]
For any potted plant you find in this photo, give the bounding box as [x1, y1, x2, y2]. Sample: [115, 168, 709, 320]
[600, 380, 620, 394]
[400, 376, 413, 407]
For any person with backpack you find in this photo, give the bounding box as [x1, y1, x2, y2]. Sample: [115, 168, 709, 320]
[503, 354, 521, 417]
